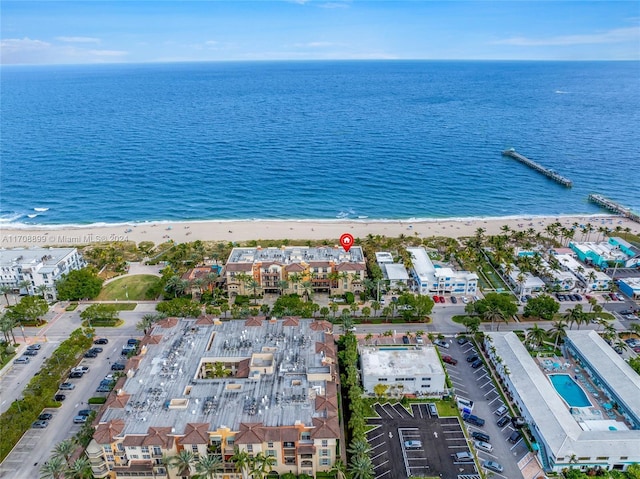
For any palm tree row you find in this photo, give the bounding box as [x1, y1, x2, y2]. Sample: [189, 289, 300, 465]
[40, 439, 92, 479]
[165, 447, 276, 479]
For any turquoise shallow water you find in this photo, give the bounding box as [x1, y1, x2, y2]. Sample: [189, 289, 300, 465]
[1, 60, 639, 227]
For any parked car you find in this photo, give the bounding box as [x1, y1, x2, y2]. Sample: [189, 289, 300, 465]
[433, 295, 440, 303]
[93, 338, 109, 345]
[471, 359, 483, 369]
[434, 339, 449, 349]
[27, 344, 41, 350]
[121, 346, 135, 356]
[23, 350, 38, 356]
[471, 431, 490, 442]
[100, 379, 114, 386]
[111, 363, 126, 371]
[494, 405, 508, 416]
[462, 296, 469, 304]
[402, 336, 410, 345]
[453, 451, 474, 462]
[73, 415, 88, 424]
[439, 296, 446, 303]
[84, 351, 98, 358]
[69, 371, 84, 379]
[482, 460, 504, 473]
[14, 357, 30, 364]
[497, 415, 511, 427]
[442, 355, 458, 365]
[450, 296, 458, 304]
[72, 366, 89, 373]
[90, 347, 103, 354]
[416, 334, 423, 344]
[38, 413, 53, 421]
[463, 413, 485, 427]
[59, 383, 75, 390]
[404, 440, 422, 449]
[457, 337, 468, 345]
[474, 440, 493, 452]
[54, 394, 66, 402]
[127, 339, 140, 346]
[508, 430, 522, 443]
[511, 416, 527, 428]
[96, 385, 112, 393]
[78, 409, 93, 417]
[428, 403, 438, 416]
[32, 420, 48, 429]
[466, 354, 479, 363]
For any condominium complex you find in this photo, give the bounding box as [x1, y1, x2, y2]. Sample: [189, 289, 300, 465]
[485, 331, 640, 473]
[554, 254, 611, 291]
[374, 252, 410, 289]
[88, 317, 341, 479]
[224, 246, 366, 297]
[570, 237, 640, 269]
[406, 247, 478, 296]
[359, 345, 446, 396]
[0, 247, 86, 300]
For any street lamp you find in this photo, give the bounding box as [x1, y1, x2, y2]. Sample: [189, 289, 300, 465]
[20, 325, 27, 344]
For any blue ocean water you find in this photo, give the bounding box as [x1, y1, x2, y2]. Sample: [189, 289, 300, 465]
[1, 61, 639, 227]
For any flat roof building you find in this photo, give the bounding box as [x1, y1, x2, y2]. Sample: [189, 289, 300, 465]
[570, 238, 640, 269]
[554, 254, 611, 291]
[485, 332, 640, 473]
[0, 247, 85, 300]
[89, 317, 341, 479]
[375, 252, 410, 289]
[618, 277, 640, 300]
[406, 247, 478, 296]
[359, 345, 446, 396]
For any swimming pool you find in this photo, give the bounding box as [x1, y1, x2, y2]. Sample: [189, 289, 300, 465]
[379, 347, 410, 351]
[550, 374, 592, 408]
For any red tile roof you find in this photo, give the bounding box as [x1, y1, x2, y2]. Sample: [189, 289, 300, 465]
[235, 422, 266, 444]
[311, 416, 340, 439]
[181, 423, 210, 445]
[94, 419, 125, 444]
[225, 263, 253, 272]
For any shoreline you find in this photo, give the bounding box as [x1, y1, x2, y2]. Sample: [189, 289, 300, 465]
[1, 214, 638, 248]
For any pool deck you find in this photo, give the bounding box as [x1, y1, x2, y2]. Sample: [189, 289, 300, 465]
[537, 355, 626, 425]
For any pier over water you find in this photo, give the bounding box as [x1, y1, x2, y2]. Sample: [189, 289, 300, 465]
[588, 194, 640, 224]
[502, 148, 573, 187]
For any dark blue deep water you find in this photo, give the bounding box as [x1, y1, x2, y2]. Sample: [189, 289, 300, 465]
[1, 61, 639, 226]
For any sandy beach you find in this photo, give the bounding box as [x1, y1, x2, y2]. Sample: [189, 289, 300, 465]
[1, 215, 638, 249]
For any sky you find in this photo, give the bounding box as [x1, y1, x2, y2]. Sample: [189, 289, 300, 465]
[1, 1, 639, 64]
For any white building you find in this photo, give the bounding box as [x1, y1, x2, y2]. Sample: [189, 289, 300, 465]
[506, 265, 546, 296]
[554, 254, 611, 291]
[539, 259, 578, 291]
[0, 247, 86, 300]
[485, 332, 640, 473]
[406, 247, 478, 296]
[375, 252, 410, 289]
[359, 345, 446, 396]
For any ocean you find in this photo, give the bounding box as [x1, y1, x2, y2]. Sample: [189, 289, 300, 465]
[1, 60, 639, 227]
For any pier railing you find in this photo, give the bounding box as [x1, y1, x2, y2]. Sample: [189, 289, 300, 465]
[588, 194, 640, 224]
[502, 148, 573, 187]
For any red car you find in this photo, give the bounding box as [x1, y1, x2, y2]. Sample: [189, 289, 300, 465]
[439, 296, 446, 303]
[442, 355, 458, 365]
[433, 296, 440, 303]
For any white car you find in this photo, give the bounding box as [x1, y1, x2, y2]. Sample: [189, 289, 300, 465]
[404, 440, 422, 449]
[462, 297, 469, 304]
[434, 339, 450, 349]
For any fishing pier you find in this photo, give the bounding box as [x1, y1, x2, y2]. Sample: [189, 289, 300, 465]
[588, 194, 640, 224]
[502, 148, 573, 187]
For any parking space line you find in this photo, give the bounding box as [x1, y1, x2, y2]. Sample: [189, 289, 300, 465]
[373, 460, 389, 469]
[369, 433, 384, 442]
[370, 442, 386, 451]
[479, 379, 492, 388]
[371, 451, 387, 461]
[488, 396, 501, 405]
[376, 469, 391, 478]
[475, 371, 488, 380]
[510, 438, 523, 449]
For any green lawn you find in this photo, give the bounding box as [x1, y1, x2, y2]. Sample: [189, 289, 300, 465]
[110, 303, 137, 311]
[97, 275, 161, 301]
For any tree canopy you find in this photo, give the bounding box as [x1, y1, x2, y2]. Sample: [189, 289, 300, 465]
[80, 304, 118, 324]
[56, 268, 104, 301]
[5, 296, 49, 323]
[468, 292, 518, 318]
[156, 298, 202, 318]
[523, 294, 560, 320]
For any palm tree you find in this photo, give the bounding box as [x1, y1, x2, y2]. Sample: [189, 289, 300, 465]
[246, 279, 260, 305]
[564, 305, 584, 330]
[301, 280, 313, 302]
[167, 449, 196, 477]
[35, 284, 49, 299]
[330, 458, 348, 479]
[370, 300, 381, 317]
[526, 324, 547, 350]
[319, 306, 330, 319]
[0, 314, 17, 344]
[550, 320, 567, 350]
[39, 456, 66, 479]
[18, 279, 32, 295]
[483, 306, 506, 331]
[66, 457, 93, 479]
[165, 275, 183, 298]
[347, 438, 370, 457]
[277, 280, 289, 296]
[250, 452, 276, 479]
[348, 454, 374, 479]
[231, 448, 251, 479]
[0, 285, 13, 305]
[193, 453, 222, 479]
[52, 439, 76, 465]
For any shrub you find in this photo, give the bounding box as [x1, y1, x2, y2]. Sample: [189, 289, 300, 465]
[345, 292, 355, 304]
[88, 397, 107, 405]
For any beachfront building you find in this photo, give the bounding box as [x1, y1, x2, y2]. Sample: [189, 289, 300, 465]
[359, 345, 446, 396]
[618, 277, 640, 300]
[554, 254, 611, 291]
[0, 247, 86, 300]
[485, 331, 640, 474]
[569, 237, 640, 269]
[539, 258, 579, 291]
[87, 317, 341, 479]
[375, 252, 410, 289]
[406, 247, 478, 296]
[181, 265, 223, 297]
[505, 265, 546, 297]
[224, 246, 366, 298]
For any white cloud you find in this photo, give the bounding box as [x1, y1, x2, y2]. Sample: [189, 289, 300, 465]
[319, 2, 350, 8]
[0, 37, 51, 52]
[293, 41, 339, 48]
[88, 49, 127, 57]
[493, 26, 640, 47]
[56, 36, 100, 44]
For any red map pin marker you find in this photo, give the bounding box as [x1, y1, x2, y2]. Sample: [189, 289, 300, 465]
[340, 233, 354, 252]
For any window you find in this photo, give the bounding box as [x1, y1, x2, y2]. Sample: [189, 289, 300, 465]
[246, 445, 253, 452]
[321, 449, 329, 457]
[153, 447, 162, 456]
[301, 432, 311, 441]
[104, 445, 113, 453]
[321, 440, 328, 447]
[106, 455, 115, 462]
[143, 454, 151, 459]
[267, 450, 276, 457]
[191, 444, 199, 453]
[320, 458, 331, 466]
[283, 442, 295, 448]
[130, 454, 139, 459]
[141, 446, 149, 454]
[377, 378, 387, 382]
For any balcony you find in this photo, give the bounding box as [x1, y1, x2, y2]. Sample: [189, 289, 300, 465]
[90, 464, 110, 478]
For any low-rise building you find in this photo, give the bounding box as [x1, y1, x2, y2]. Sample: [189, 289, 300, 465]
[554, 254, 611, 291]
[406, 247, 478, 296]
[505, 265, 546, 296]
[0, 247, 86, 300]
[569, 237, 640, 268]
[618, 277, 640, 300]
[359, 345, 446, 396]
[224, 246, 366, 297]
[375, 252, 410, 289]
[88, 317, 341, 478]
[485, 331, 640, 474]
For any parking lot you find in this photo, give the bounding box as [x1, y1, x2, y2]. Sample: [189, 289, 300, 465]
[442, 338, 530, 479]
[366, 402, 478, 479]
